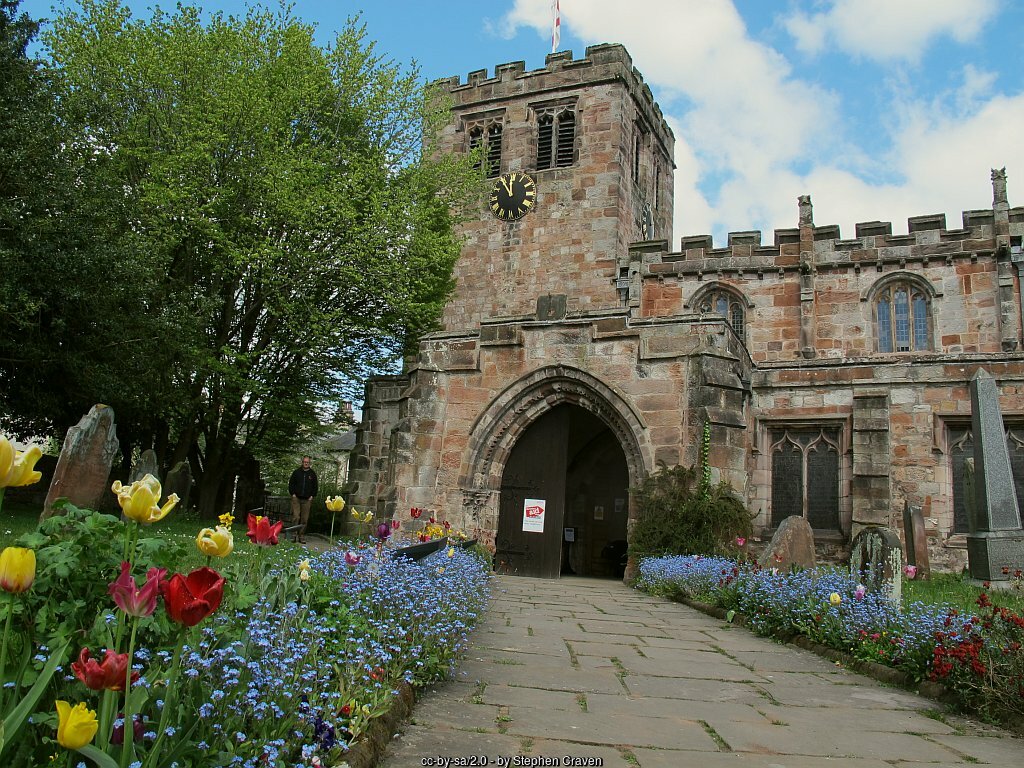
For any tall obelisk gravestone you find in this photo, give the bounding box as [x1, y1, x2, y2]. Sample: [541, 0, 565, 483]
[967, 369, 1024, 581]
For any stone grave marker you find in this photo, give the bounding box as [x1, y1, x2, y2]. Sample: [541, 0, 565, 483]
[41, 404, 120, 521]
[165, 461, 192, 513]
[849, 526, 903, 603]
[757, 515, 816, 570]
[129, 449, 159, 483]
[902, 500, 930, 579]
[966, 369, 1024, 581]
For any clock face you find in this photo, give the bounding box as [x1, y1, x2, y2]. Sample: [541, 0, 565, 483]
[489, 171, 537, 221]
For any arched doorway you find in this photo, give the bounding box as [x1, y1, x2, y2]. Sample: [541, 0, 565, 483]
[496, 404, 629, 578]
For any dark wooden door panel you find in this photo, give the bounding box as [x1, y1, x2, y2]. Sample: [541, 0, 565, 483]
[496, 407, 569, 578]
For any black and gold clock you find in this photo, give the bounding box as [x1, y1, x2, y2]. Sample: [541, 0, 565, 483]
[489, 171, 537, 221]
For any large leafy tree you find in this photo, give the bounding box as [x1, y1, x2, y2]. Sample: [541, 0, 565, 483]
[0, 0, 175, 454]
[28, 0, 476, 517]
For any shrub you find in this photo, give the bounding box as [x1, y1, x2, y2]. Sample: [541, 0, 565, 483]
[629, 463, 753, 560]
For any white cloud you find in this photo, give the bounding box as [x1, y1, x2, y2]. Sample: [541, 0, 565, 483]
[499, 0, 1020, 248]
[784, 0, 999, 64]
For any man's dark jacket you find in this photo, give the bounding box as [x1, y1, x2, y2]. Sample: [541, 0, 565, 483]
[288, 467, 318, 500]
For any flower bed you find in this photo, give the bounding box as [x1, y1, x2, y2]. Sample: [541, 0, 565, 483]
[636, 554, 1024, 727]
[0, 469, 490, 766]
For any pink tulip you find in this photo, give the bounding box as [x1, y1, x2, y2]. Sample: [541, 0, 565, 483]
[344, 551, 361, 566]
[108, 562, 166, 618]
[854, 584, 866, 600]
[904, 565, 918, 580]
[735, 537, 746, 548]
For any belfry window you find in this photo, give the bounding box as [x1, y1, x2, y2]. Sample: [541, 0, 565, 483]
[875, 281, 930, 352]
[468, 118, 503, 178]
[537, 108, 576, 170]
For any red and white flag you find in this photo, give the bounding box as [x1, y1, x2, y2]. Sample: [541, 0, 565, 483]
[551, 0, 561, 53]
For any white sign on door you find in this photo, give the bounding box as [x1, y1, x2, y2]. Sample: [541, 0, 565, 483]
[522, 498, 546, 532]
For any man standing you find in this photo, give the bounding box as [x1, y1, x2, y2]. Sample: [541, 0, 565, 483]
[288, 455, 318, 544]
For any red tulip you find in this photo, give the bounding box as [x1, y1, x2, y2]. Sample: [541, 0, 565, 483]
[110, 714, 145, 745]
[246, 514, 283, 546]
[72, 648, 139, 691]
[161, 567, 225, 627]
[109, 562, 167, 618]
[410, 507, 422, 519]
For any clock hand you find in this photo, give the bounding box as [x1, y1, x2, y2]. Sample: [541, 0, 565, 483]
[501, 176, 513, 196]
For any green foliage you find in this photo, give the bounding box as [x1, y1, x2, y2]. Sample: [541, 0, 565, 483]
[14, 503, 187, 651]
[4, 0, 481, 518]
[630, 462, 754, 560]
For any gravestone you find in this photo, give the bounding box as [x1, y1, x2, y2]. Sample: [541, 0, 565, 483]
[758, 515, 816, 570]
[164, 461, 192, 513]
[902, 500, 931, 579]
[849, 526, 903, 604]
[966, 369, 1024, 581]
[41, 405, 120, 521]
[129, 449, 159, 483]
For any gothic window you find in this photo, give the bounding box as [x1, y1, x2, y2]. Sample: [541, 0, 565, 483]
[536, 108, 576, 170]
[770, 427, 841, 530]
[948, 426, 1024, 533]
[698, 289, 746, 340]
[467, 117, 503, 178]
[632, 126, 643, 183]
[874, 280, 931, 353]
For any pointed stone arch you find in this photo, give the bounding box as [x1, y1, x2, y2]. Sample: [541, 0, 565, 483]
[457, 365, 651, 530]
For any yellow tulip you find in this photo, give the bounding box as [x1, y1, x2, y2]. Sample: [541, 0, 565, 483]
[55, 700, 99, 750]
[196, 525, 234, 558]
[829, 593, 842, 606]
[325, 496, 345, 512]
[111, 474, 179, 524]
[0, 546, 36, 593]
[0, 438, 42, 489]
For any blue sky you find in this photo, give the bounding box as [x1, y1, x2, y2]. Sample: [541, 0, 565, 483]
[20, 0, 1024, 246]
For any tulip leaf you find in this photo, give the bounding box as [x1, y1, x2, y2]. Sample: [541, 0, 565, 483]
[76, 744, 120, 768]
[0, 637, 71, 757]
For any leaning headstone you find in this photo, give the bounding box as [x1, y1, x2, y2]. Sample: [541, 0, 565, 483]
[967, 369, 1024, 581]
[758, 515, 816, 570]
[902, 501, 931, 580]
[41, 405, 120, 521]
[164, 461, 192, 513]
[850, 526, 903, 603]
[129, 449, 159, 483]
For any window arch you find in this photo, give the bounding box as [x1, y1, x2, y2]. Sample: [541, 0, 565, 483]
[868, 275, 935, 353]
[689, 284, 749, 341]
[536, 107, 575, 170]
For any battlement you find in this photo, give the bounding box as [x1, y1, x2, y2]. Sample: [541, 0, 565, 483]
[660, 200, 1024, 266]
[438, 43, 672, 145]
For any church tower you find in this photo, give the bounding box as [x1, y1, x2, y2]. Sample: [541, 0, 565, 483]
[435, 44, 675, 331]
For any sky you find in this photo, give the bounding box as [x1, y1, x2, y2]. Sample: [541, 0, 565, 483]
[18, 0, 1024, 247]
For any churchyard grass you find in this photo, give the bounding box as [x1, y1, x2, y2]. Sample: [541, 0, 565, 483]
[0, 499, 491, 766]
[637, 554, 1024, 727]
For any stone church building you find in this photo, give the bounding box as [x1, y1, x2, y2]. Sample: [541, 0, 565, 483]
[349, 44, 1024, 578]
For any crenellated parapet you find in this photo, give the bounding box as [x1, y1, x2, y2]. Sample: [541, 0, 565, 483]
[638, 198, 1024, 279]
[437, 43, 673, 154]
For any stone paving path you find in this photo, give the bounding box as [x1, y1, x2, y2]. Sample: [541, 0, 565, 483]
[380, 575, 1023, 768]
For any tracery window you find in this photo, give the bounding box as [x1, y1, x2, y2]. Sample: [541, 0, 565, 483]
[770, 427, 841, 530]
[698, 289, 745, 339]
[467, 118, 503, 178]
[537, 108, 575, 170]
[874, 281, 931, 352]
[948, 426, 1024, 533]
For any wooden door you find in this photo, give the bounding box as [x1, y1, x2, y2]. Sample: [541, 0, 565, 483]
[495, 407, 569, 578]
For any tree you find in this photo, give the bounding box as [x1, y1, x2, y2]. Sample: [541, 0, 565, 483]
[37, 1, 477, 517]
[0, 0, 178, 459]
